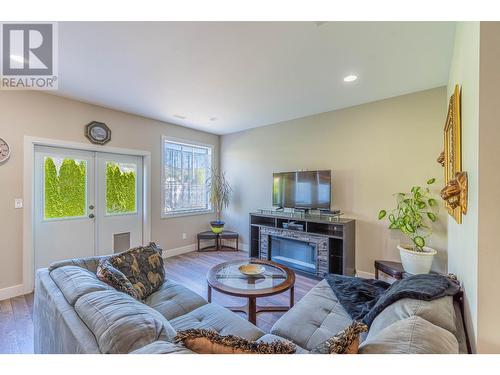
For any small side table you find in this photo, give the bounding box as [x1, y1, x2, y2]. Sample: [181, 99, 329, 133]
[219, 230, 239, 251]
[197, 230, 239, 252]
[374, 260, 405, 280]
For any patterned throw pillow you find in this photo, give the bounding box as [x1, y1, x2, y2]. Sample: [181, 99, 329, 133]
[174, 329, 296, 354]
[311, 321, 368, 354]
[96, 259, 140, 299]
[97, 242, 165, 300]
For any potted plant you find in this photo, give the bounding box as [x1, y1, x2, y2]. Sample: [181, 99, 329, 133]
[206, 167, 232, 234]
[378, 178, 439, 274]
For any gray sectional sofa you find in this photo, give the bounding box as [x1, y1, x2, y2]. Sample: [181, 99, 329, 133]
[34, 255, 468, 354]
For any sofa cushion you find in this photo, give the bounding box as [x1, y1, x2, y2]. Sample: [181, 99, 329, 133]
[170, 303, 264, 341]
[96, 259, 140, 299]
[366, 296, 457, 341]
[50, 265, 112, 306]
[359, 316, 459, 354]
[271, 279, 352, 350]
[130, 341, 194, 354]
[48, 255, 109, 273]
[108, 242, 165, 300]
[74, 289, 176, 353]
[145, 279, 207, 320]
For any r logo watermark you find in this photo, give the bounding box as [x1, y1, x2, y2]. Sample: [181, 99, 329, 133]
[1, 22, 58, 90]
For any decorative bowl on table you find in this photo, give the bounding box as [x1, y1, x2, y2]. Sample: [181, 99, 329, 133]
[238, 264, 265, 276]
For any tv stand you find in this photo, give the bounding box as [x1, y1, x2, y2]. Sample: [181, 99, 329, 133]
[249, 212, 355, 277]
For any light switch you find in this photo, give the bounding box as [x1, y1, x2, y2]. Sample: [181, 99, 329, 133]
[15, 198, 23, 209]
[182, 233, 187, 239]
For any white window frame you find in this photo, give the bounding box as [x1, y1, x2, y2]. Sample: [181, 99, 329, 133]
[161, 136, 214, 218]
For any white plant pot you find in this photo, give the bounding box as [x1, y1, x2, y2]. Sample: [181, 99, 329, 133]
[398, 245, 437, 275]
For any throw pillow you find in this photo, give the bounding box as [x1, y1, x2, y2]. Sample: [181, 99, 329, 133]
[96, 259, 139, 299]
[174, 329, 296, 354]
[97, 242, 165, 300]
[311, 321, 368, 354]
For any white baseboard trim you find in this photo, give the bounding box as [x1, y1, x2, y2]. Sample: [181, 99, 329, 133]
[0, 284, 25, 301]
[162, 242, 250, 259]
[162, 243, 197, 258]
[356, 270, 375, 279]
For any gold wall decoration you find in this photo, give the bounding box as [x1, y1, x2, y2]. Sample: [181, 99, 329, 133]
[443, 84, 464, 223]
[441, 171, 468, 215]
[437, 151, 445, 167]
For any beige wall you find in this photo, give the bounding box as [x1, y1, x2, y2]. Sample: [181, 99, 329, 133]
[0, 91, 219, 290]
[477, 21, 500, 354]
[446, 21, 480, 352]
[445, 21, 500, 353]
[221, 87, 448, 276]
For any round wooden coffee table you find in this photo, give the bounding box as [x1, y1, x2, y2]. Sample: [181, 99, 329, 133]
[206, 259, 295, 325]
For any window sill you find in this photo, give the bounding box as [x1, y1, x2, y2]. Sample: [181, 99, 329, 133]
[161, 209, 214, 219]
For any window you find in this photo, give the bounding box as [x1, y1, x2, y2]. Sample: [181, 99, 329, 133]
[44, 156, 87, 219]
[105, 161, 137, 215]
[162, 137, 213, 217]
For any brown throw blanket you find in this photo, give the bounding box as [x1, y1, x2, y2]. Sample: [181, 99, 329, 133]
[324, 273, 460, 327]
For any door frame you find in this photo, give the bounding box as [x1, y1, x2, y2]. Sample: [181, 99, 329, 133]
[23, 136, 151, 293]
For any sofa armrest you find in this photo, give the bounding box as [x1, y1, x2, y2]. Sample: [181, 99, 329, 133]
[48, 255, 109, 273]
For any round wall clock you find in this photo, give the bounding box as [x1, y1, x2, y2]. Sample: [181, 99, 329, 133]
[85, 121, 112, 145]
[0, 137, 11, 164]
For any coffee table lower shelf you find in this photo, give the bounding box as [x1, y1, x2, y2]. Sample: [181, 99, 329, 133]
[207, 285, 295, 325]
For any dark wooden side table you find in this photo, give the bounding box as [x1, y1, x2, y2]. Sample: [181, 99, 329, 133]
[197, 230, 239, 252]
[219, 230, 239, 251]
[374, 260, 405, 280]
[197, 231, 218, 251]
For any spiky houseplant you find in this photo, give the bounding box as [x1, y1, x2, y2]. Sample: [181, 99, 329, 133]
[378, 178, 439, 251]
[206, 168, 232, 233]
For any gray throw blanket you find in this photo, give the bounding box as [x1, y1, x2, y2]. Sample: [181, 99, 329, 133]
[324, 273, 460, 327]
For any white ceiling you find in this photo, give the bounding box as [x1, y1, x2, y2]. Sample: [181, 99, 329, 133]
[57, 22, 456, 135]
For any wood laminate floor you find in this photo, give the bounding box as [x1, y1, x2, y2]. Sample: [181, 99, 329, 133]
[0, 250, 319, 354]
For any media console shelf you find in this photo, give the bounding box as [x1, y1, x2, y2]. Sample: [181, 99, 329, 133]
[249, 212, 355, 277]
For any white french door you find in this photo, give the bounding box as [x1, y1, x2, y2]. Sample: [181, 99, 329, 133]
[34, 146, 143, 271]
[95, 152, 143, 256]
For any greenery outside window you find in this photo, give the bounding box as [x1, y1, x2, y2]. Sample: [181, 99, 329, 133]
[44, 156, 87, 220]
[162, 137, 213, 217]
[106, 161, 137, 215]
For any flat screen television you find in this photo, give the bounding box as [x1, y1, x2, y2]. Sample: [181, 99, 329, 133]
[272, 170, 331, 210]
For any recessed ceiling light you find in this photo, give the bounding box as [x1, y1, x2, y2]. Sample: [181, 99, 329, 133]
[343, 75, 358, 82]
[173, 114, 186, 120]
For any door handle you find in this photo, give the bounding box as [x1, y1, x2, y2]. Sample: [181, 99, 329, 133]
[89, 213, 95, 219]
